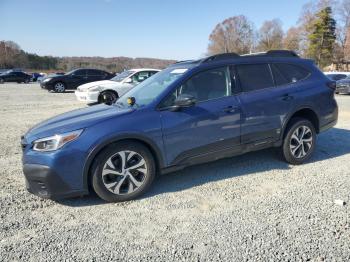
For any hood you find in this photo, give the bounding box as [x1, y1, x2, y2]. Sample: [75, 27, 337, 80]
[24, 104, 133, 142]
[78, 80, 124, 91]
[337, 78, 350, 84]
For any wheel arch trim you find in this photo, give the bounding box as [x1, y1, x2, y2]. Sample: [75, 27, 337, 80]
[281, 106, 320, 139]
[82, 133, 165, 192]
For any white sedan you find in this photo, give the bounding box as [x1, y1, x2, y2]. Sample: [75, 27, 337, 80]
[75, 68, 160, 104]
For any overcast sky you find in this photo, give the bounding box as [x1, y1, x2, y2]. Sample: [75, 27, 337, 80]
[1, 0, 310, 60]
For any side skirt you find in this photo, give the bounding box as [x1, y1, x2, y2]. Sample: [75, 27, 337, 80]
[160, 139, 282, 175]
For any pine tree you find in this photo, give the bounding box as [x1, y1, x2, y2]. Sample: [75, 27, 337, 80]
[307, 7, 336, 68]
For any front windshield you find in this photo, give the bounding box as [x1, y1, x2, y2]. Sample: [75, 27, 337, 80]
[111, 70, 134, 82]
[116, 67, 188, 108]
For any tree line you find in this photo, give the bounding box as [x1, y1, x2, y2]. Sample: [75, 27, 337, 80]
[0, 41, 175, 73]
[0, 41, 59, 70]
[208, 0, 350, 69]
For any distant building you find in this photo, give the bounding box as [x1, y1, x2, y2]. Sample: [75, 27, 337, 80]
[325, 61, 350, 72]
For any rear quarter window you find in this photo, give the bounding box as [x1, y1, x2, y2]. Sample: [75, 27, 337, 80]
[271, 63, 310, 86]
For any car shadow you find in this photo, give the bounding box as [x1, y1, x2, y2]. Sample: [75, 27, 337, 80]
[58, 127, 350, 207]
[48, 90, 75, 94]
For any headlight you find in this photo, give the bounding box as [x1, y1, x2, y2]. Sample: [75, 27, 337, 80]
[33, 129, 83, 152]
[42, 78, 52, 83]
[89, 86, 102, 92]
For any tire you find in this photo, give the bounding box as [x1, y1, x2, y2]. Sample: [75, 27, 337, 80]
[99, 91, 118, 105]
[91, 141, 156, 202]
[282, 118, 316, 165]
[24, 78, 30, 83]
[0, 79, 3, 84]
[53, 82, 66, 93]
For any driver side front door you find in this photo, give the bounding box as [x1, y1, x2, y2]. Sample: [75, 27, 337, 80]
[159, 66, 241, 166]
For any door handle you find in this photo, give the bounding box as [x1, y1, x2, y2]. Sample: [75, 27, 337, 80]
[281, 94, 294, 101]
[223, 106, 239, 113]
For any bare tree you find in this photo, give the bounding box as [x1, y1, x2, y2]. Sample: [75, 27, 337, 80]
[337, 0, 350, 60]
[0, 41, 24, 68]
[257, 19, 284, 51]
[207, 15, 255, 55]
[283, 27, 302, 52]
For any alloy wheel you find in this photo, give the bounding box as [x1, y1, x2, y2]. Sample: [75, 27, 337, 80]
[289, 125, 313, 159]
[54, 83, 65, 92]
[101, 150, 148, 195]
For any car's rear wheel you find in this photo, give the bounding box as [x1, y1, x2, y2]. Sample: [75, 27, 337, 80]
[99, 91, 118, 105]
[91, 141, 156, 202]
[0, 79, 3, 84]
[282, 118, 316, 165]
[54, 82, 66, 93]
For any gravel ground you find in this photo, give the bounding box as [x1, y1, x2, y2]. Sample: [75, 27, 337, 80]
[0, 83, 349, 261]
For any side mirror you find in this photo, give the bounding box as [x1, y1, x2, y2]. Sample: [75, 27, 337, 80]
[124, 78, 132, 83]
[170, 94, 196, 111]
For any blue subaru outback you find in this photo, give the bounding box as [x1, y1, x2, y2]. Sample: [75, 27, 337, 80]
[21, 50, 338, 202]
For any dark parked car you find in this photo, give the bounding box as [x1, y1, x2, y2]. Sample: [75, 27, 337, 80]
[325, 72, 349, 81]
[40, 68, 114, 92]
[335, 76, 350, 94]
[0, 71, 31, 83]
[21, 50, 338, 202]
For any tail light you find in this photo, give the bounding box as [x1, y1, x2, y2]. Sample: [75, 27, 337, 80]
[326, 81, 336, 90]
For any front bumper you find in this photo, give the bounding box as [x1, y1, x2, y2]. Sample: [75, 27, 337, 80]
[336, 85, 350, 94]
[75, 90, 99, 103]
[23, 164, 85, 199]
[40, 82, 53, 90]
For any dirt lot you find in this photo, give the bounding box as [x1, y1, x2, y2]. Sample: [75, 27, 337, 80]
[0, 83, 349, 261]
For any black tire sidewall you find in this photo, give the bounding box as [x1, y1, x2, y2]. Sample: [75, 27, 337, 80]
[282, 118, 316, 165]
[91, 141, 156, 202]
[100, 91, 117, 105]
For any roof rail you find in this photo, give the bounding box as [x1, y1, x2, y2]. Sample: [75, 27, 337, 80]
[202, 53, 240, 63]
[174, 60, 196, 64]
[201, 50, 299, 64]
[242, 50, 299, 58]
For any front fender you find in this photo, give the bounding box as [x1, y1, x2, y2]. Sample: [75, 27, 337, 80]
[82, 132, 165, 191]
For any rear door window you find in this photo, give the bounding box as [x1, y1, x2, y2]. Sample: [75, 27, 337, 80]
[236, 64, 274, 92]
[88, 69, 105, 76]
[271, 63, 310, 86]
[74, 69, 87, 77]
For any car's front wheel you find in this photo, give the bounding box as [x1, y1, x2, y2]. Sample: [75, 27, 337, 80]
[91, 141, 156, 202]
[99, 91, 118, 105]
[282, 118, 316, 165]
[53, 82, 66, 93]
[0, 79, 4, 84]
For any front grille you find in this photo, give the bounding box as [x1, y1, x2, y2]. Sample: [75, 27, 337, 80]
[337, 83, 349, 88]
